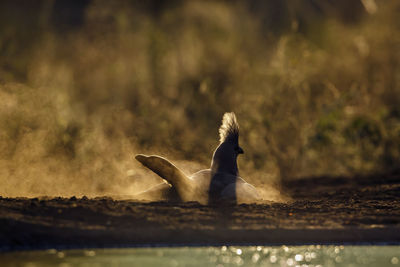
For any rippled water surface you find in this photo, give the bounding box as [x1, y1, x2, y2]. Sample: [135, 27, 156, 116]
[1, 246, 399, 267]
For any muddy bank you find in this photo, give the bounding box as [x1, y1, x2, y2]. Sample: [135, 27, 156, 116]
[0, 170, 399, 251]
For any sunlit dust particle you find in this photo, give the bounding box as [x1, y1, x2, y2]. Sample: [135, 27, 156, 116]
[221, 255, 230, 263]
[392, 257, 399, 265]
[286, 258, 294, 266]
[305, 252, 312, 262]
[84, 250, 96, 257]
[221, 246, 227, 252]
[295, 254, 304, 261]
[46, 249, 57, 254]
[252, 253, 260, 263]
[270, 255, 277, 263]
[57, 252, 65, 258]
[234, 256, 244, 265]
[236, 249, 242, 255]
[311, 252, 317, 258]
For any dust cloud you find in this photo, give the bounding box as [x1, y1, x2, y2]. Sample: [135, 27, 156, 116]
[0, 80, 282, 200]
[1, 1, 399, 202]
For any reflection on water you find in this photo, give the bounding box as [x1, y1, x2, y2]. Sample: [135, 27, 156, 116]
[1, 245, 399, 267]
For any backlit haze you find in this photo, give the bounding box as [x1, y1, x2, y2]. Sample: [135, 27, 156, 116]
[0, 0, 399, 199]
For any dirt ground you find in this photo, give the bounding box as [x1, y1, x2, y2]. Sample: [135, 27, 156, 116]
[0, 169, 399, 251]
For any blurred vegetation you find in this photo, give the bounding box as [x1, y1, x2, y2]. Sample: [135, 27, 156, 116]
[0, 0, 399, 196]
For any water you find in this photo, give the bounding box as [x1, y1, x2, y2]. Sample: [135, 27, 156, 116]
[1, 246, 399, 267]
